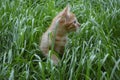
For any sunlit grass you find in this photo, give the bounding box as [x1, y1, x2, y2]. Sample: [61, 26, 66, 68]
[0, 0, 120, 80]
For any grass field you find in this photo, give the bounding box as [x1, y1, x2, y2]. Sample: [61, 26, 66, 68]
[0, 0, 120, 80]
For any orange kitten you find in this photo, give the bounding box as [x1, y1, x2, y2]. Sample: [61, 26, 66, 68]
[40, 5, 80, 64]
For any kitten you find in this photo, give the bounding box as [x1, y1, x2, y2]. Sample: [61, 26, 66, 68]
[40, 5, 80, 64]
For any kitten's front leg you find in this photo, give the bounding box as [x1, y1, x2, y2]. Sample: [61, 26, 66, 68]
[51, 54, 60, 65]
[41, 47, 59, 65]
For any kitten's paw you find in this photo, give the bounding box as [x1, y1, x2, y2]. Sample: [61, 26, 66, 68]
[51, 54, 60, 65]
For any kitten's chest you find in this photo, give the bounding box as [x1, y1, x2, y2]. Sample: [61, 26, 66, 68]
[54, 37, 67, 54]
[54, 36, 67, 53]
[55, 36, 67, 46]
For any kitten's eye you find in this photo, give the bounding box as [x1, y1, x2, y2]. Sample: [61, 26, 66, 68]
[73, 20, 76, 24]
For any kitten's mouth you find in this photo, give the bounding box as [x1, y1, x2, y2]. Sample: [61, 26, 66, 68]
[77, 23, 80, 27]
[67, 27, 77, 32]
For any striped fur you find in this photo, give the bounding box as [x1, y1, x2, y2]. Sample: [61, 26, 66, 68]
[40, 5, 80, 64]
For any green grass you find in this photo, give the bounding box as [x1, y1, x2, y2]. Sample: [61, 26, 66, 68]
[0, 0, 120, 80]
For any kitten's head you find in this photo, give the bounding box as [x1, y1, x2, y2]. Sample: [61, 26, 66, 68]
[55, 5, 80, 32]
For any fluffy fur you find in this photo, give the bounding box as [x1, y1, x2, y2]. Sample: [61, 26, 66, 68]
[40, 5, 80, 64]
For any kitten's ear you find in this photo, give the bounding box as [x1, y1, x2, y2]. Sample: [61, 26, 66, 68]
[59, 4, 70, 24]
[62, 4, 71, 16]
